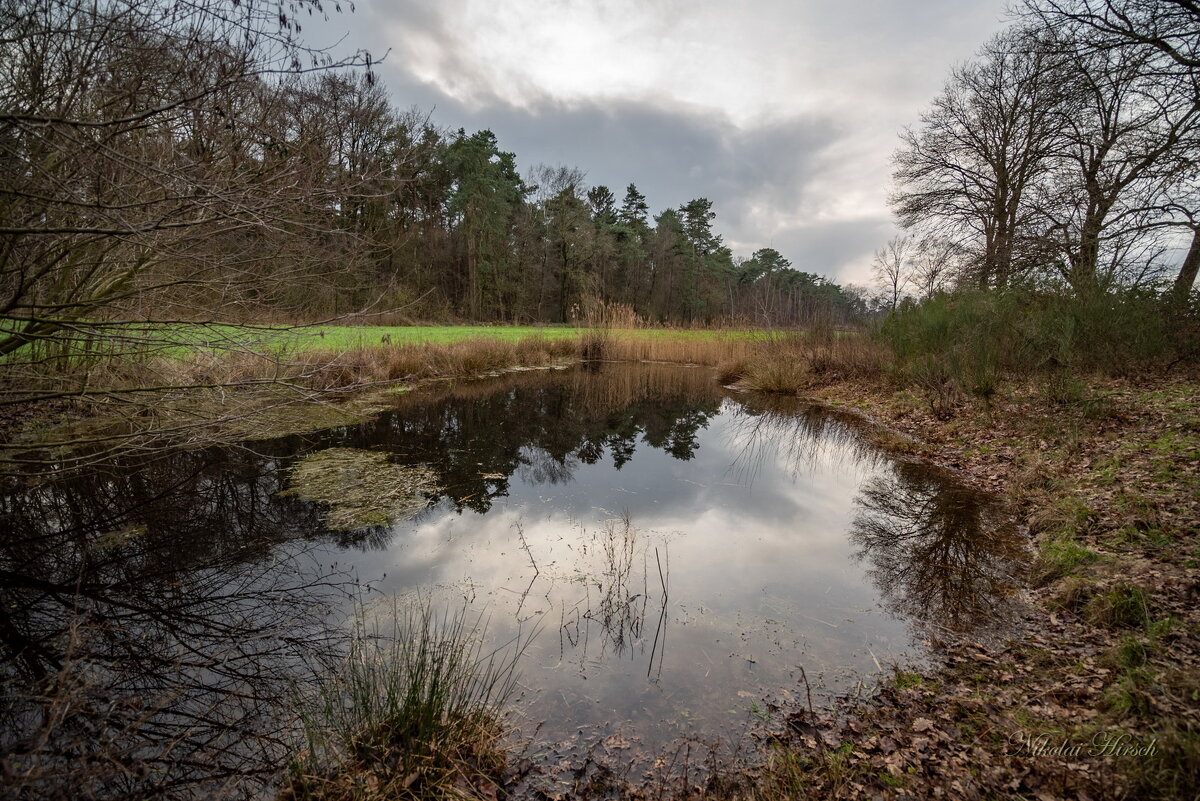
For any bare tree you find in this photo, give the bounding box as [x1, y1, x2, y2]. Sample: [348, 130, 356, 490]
[1023, 0, 1200, 297]
[892, 27, 1066, 288]
[910, 236, 963, 298]
[1028, 38, 1200, 293]
[1023, 0, 1200, 69]
[873, 235, 912, 310]
[0, 0, 376, 406]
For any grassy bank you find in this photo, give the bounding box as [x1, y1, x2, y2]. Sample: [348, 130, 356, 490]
[0, 322, 763, 364]
[0, 324, 767, 426]
[698, 369, 1198, 801]
[270, 324, 759, 352]
[1, 327, 774, 466]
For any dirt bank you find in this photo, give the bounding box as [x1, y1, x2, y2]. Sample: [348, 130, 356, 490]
[712, 376, 1199, 801]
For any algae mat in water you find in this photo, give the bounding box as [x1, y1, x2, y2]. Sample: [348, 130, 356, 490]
[281, 448, 438, 530]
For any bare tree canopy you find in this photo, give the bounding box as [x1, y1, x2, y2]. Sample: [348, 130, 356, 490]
[892, 27, 1066, 289]
[873, 235, 911, 310]
[1023, 0, 1200, 69]
[891, 1, 1200, 297]
[0, 0, 377, 376]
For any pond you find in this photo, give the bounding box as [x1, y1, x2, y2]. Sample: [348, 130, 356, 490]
[0, 362, 1027, 797]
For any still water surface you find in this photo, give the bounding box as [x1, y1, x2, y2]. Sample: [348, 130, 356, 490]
[0, 362, 1026, 795]
[326, 364, 1025, 751]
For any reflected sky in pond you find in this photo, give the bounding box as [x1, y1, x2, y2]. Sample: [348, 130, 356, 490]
[0, 362, 1027, 795]
[294, 364, 1027, 751]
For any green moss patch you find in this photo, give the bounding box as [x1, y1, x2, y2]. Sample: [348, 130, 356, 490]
[92, 523, 149, 551]
[281, 448, 439, 530]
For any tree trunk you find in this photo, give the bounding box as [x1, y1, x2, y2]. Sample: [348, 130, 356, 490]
[995, 219, 1014, 289]
[1171, 227, 1200, 301]
[1071, 216, 1103, 297]
[559, 240, 570, 323]
[466, 235, 480, 319]
[536, 251, 548, 320]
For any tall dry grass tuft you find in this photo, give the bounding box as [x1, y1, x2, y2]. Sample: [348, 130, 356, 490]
[599, 334, 758, 365]
[283, 597, 530, 801]
[716, 358, 750, 385]
[741, 358, 813, 394]
[577, 297, 643, 361]
[731, 332, 885, 395]
[292, 335, 577, 391]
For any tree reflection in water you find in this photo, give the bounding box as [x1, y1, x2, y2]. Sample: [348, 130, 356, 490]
[850, 462, 1027, 637]
[0, 363, 1029, 798]
[724, 397, 1027, 637]
[0, 447, 364, 799]
[723, 395, 885, 486]
[0, 364, 721, 798]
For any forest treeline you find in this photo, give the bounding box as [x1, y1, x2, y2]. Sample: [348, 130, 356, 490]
[877, 0, 1199, 308]
[0, 0, 861, 362]
[339, 124, 862, 326]
[2, 0, 1197, 381]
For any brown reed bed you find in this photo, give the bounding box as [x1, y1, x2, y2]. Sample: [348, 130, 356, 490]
[2, 326, 889, 474]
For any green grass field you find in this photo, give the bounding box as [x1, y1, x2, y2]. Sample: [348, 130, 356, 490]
[1, 322, 770, 365]
[278, 324, 579, 351]
[194, 324, 760, 354]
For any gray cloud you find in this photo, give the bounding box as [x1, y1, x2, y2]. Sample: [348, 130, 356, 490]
[762, 219, 897, 284]
[431, 98, 844, 227]
[302, 0, 1010, 285]
[379, 69, 880, 280]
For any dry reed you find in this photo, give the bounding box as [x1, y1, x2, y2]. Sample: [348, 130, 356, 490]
[136, 328, 882, 397]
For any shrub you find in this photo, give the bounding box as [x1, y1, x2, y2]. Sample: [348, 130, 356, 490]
[716, 358, 749, 384]
[876, 288, 1200, 395]
[740, 358, 811, 394]
[1085, 583, 1151, 630]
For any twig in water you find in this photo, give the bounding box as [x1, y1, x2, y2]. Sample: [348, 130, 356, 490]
[798, 664, 826, 753]
[654, 546, 667, 601]
[799, 664, 816, 719]
[515, 522, 539, 577]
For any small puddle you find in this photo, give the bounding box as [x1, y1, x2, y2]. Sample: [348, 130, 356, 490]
[0, 362, 1027, 796]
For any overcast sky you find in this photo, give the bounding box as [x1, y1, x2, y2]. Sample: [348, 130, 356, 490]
[304, 0, 1011, 286]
